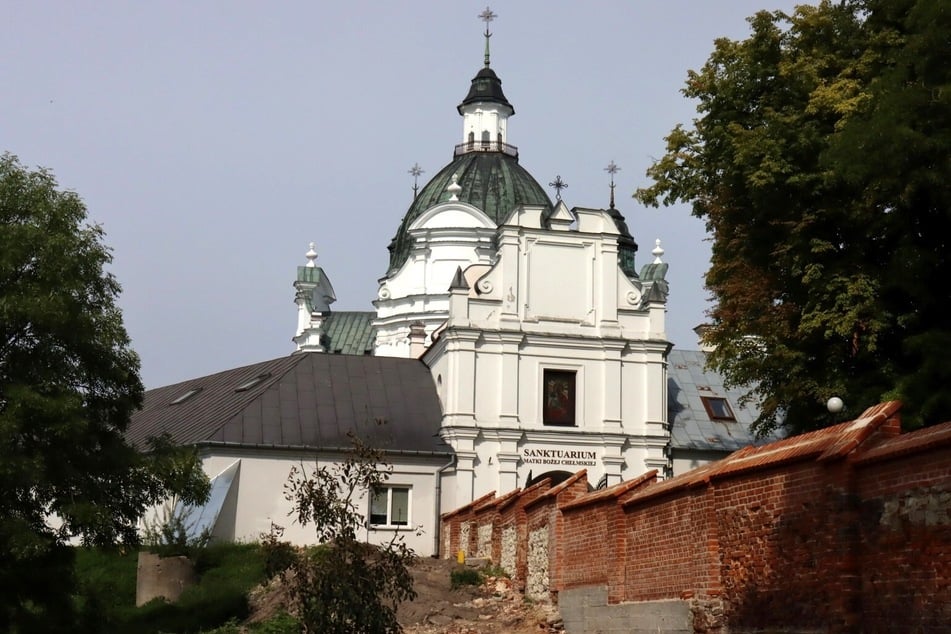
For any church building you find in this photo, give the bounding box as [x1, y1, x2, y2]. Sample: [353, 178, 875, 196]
[128, 12, 778, 556]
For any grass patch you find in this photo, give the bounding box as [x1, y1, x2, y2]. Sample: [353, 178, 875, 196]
[73, 542, 270, 633]
[480, 562, 510, 578]
[450, 565, 483, 589]
[201, 613, 301, 634]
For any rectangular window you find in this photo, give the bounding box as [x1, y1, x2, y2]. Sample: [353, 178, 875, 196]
[370, 486, 410, 527]
[543, 369, 576, 426]
[701, 396, 736, 421]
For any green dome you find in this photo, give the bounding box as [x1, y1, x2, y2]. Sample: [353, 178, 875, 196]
[387, 151, 553, 274]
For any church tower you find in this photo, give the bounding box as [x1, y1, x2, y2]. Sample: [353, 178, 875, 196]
[373, 9, 552, 358]
[374, 9, 671, 509]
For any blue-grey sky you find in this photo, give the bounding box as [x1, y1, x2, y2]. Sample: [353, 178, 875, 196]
[3, 1, 800, 388]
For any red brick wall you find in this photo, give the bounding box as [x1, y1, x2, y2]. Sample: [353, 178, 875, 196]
[712, 461, 859, 630]
[440, 490, 495, 558]
[438, 405, 951, 632]
[622, 486, 718, 602]
[854, 440, 951, 632]
[497, 479, 549, 587]
[561, 472, 658, 602]
[523, 472, 589, 598]
[561, 499, 614, 588]
[473, 498, 500, 560]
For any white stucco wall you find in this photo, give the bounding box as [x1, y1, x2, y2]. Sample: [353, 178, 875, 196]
[199, 448, 449, 556]
[427, 204, 671, 507]
[374, 202, 498, 358]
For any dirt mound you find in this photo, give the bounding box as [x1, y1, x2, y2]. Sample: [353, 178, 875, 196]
[247, 556, 563, 634]
[399, 557, 562, 634]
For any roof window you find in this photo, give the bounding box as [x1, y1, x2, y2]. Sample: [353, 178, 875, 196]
[234, 373, 271, 393]
[701, 396, 736, 421]
[170, 387, 202, 405]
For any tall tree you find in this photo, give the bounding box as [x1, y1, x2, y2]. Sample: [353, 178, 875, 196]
[635, 0, 951, 433]
[282, 431, 417, 634]
[0, 154, 209, 631]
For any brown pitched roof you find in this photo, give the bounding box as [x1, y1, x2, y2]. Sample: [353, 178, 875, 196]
[127, 353, 448, 454]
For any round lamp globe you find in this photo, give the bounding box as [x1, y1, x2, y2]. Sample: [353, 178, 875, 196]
[827, 396, 844, 414]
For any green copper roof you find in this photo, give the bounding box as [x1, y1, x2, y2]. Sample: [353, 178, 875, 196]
[387, 151, 552, 273]
[320, 311, 375, 355]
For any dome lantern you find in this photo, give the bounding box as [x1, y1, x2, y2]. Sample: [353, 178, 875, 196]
[456, 7, 515, 158]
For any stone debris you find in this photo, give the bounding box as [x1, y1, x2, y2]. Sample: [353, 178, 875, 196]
[246, 556, 564, 634]
[404, 573, 565, 634]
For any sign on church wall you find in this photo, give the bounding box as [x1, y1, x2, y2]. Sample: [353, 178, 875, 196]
[521, 446, 598, 468]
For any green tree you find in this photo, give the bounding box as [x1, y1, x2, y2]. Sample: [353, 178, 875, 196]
[0, 153, 209, 631]
[281, 431, 417, 634]
[636, 0, 951, 434]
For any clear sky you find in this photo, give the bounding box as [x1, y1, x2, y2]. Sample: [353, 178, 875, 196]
[3, 1, 801, 388]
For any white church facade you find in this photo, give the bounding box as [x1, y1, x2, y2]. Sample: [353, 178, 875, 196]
[128, 17, 778, 556]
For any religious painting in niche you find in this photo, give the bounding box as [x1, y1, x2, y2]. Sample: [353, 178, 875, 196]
[543, 369, 576, 426]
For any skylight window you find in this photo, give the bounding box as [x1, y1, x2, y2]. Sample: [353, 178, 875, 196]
[701, 396, 736, 421]
[234, 373, 271, 393]
[170, 387, 202, 405]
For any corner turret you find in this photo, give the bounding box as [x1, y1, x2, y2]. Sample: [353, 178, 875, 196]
[293, 242, 337, 352]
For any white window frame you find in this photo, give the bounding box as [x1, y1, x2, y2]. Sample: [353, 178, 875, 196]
[369, 485, 411, 528]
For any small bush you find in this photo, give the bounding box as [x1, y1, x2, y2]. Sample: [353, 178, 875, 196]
[141, 497, 212, 559]
[260, 523, 297, 580]
[450, 566, 483, 589]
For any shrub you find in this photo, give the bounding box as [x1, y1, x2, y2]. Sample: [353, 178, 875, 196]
[282, 430, 417, 633]
[260, 523, 297, 580]
[141, 496, 212, 559]
[450, 566, 483, 589]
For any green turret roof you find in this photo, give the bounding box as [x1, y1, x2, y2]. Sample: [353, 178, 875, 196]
[387, 151, 552, 273]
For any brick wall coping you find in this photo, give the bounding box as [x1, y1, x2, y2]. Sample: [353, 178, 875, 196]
[523, 469, 588, 511]
[499, 477, 551, 512]
[814, 401, 902, 461]
[474, 487, 522, 514]
[705, 401, 899, 478]
[560, 470, 658, 512]
[622, 402, 902, 509]
[441, 490, 497, 520]
[621, 461, 717, 509]
[852, 418, 951, 465]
